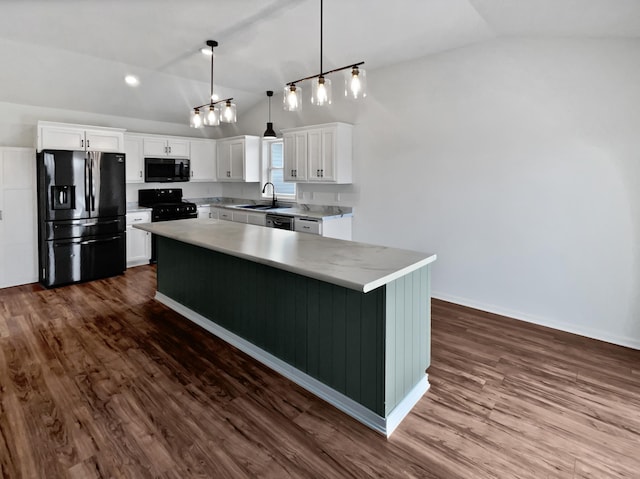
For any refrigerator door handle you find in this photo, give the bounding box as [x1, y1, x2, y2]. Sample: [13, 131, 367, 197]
[84, 158, 91, 212]
[79, 235, 121, 246]
[90, 154, 96, 212]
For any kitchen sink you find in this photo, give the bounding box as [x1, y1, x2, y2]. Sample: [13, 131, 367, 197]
[237, 204, 291, 211]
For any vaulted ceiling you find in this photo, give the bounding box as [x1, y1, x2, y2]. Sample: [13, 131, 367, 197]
[0, 0, 638, 125]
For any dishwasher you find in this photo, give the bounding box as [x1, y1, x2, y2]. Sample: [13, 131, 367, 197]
[265, 214, 294, 230]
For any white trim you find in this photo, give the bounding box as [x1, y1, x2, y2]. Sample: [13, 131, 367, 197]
[432, 292, 640, 351]
[155, 292, 429, 436]
[385, 375, 430, 436]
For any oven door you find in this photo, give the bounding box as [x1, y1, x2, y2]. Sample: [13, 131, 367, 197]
[145, 158, 190, 182]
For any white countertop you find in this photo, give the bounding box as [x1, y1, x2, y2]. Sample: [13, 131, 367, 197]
[135, 218, 436, 293]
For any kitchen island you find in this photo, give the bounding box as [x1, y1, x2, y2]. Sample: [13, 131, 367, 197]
[135, 218, 436, 436]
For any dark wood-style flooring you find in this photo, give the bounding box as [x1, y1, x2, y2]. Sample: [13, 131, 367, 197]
[0, 265, 639, 478]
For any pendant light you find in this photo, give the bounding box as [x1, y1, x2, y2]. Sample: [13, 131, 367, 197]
[263, 91, 277, 137]
[284, 0, 365, 109]
[283, 84, 302, 112]
[190, 40, 237, 128]
[310, 0, 331, 105]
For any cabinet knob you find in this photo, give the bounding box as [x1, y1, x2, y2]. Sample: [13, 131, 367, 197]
[139, 171, 142, 178]
[81, 139, 84, 148]
[87, 139, 90, 148]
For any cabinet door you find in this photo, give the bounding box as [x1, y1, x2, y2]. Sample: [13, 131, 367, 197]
[320, 128, 336, 181]
[283, 132, 307, 181]
[229, 141, 245, 180]
[247, 212, 266, 226]
[197, 206, 210, 219]
[167, 139, 190, 158]
[143, 137, 168, 157]
[126, 226, 151, 267]
[216, 208, 232, 221]
[84, 129, 124, 152]
[307, 129, 323, 181]
[231, 211, 248, 223]
[40, 126, 84, 151]
[216, 143, 231, 180]
[190, 140, 216, 181]
[124, 136, 144, 183]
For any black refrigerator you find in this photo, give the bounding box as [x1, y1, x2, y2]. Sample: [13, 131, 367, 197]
[37, 150, 126, 288]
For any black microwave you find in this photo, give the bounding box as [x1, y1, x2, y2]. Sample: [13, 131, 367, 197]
[145, 158, 190, 182]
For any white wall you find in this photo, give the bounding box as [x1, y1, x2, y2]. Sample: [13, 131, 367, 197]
[238, 37, 640, 348]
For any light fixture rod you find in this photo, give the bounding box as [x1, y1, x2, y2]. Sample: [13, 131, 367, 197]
[319, 0, 323, 76]
[208, 40, 216, 102]
[193, 97, 233, 110]
[286, 61, 365, 86]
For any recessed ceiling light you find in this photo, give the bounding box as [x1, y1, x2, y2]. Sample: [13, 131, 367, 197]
[124, 75, 140, 87]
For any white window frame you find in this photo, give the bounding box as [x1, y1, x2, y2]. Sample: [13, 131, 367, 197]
[261, 138, 295, 200]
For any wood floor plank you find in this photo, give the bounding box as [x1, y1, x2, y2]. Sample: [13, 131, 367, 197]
[0, 269, 639, 478]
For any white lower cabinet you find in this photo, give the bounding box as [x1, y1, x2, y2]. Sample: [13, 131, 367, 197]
[126, 211, 151, 267]
[0, 147, 37, 288]
[211, 207, 232, 221]
[294, 216, 352, 240]
[197, 206, 211, 219]
[294, 217, 322, 235]
[231, 211, 266, 226]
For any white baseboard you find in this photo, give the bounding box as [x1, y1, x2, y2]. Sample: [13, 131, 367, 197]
[155, 292, 428, 437]
[432, 291, 640, 351]
[385, 375, 430, 436]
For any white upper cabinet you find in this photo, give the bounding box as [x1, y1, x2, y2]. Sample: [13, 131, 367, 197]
[124, 134, 144, 183]
[38, 121, 125, 153]
[283, 131, 308, 181]
[282, 122, 352, 184]
[189, 139, 216, 182]
[142, 136, 190, 158]
[216, 136, 260, 182]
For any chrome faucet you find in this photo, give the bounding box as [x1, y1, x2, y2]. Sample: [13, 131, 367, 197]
[262, 182, 277, 208]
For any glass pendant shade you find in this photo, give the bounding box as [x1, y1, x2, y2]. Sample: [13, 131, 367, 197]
[203, 105, 219, 126]
[311, 76, 332, 106]
[221, 101, 237, 123]
[190, 109, 203, 128]
[283, 85, 302, 111]
[345, 66, 367, 99]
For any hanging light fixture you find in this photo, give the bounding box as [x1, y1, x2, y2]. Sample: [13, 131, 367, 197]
[263, 91, 277, 137]
[284, 0, 365, 109]
[283, 84, 302, 112]
[190, 40, 237, 128]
